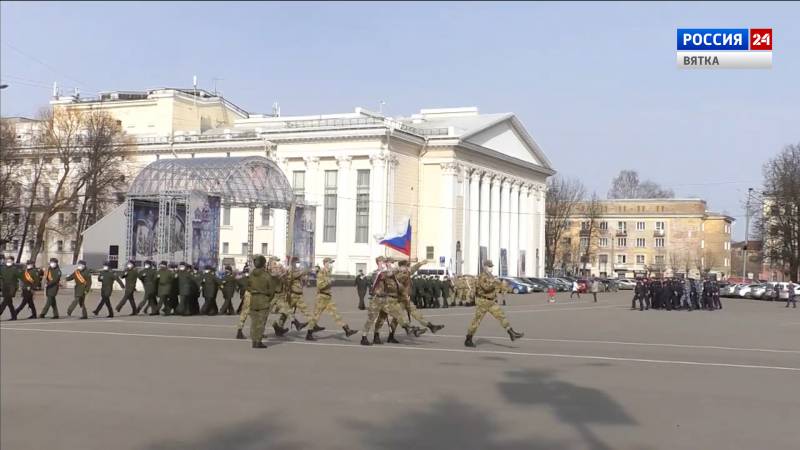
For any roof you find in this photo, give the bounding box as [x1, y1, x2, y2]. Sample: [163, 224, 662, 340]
[127, 156, 294, 208]
[399, 112, 511, 137]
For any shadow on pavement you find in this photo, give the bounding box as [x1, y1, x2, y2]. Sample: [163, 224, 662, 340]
[344, 396, 566, 450]
[142, 418, 302, 450]
[498, 368, 638, 450]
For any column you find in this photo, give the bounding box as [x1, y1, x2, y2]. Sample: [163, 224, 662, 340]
[509, 181, 519, 276]
[459, 165, 469, 275]
[467, 170, 480, 274]
[500, 179, 511, 276]
[519, 184, 530, 276]
[273, 158, 290, 259]
[538, 185, 546, 277]
[526, 183, 537, 278]
[335, 156, 352, 274]
[440, 162, 458, 271]
[478, 172, 490, 271]
[489, 176, 501, 275]
[303, 156, 321, 262]
[369, 153, 388, 270]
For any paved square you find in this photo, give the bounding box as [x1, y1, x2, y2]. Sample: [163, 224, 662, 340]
[2, 289, 798, 450]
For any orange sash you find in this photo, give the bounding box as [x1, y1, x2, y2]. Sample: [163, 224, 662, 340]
[46, 270, 52, 282]
[74, 270, 86, 285]
[24, 270, 35, 284]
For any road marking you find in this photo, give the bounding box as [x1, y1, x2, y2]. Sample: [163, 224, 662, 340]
[423, 304, 624, 317]
[338, 301, 621, 316]
[0, 319, 122, 327]
[2, 327, 799, 372]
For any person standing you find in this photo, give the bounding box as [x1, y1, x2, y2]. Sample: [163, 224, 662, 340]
[155, 261, 175, 315]
[570, 280, 580, 299]
[136, 260, 158, 315]
[1, 255, 21, 320]
[235, 268, 249, 314]
[168, 263, 180, 314]
[465, 260, 523, 347]
[360, 256, 425, 346]
[16, 261, 40, 319]
[306, 258, 359, 341]
[355, 269, 369, 310]
[442, 276, 452, 308]
[632, 279, 643, 310]
[248, 255, 279, 349]
[95, 262, 124, 318]
[115, 261, 139, 315]
[219, 266, 237, 315]
[590, 278, 599, 303]
[65, 260, 92, 319]
[176, 262, 194, 316]
[274, 257, 311, 333]
[785, 282, 797, 308]
[199, 265, 221, 316]
[39, 258, 62, 319]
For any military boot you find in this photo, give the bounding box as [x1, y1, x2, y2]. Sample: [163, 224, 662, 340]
[293, 319, 308, 331]
[427, 323, 445, 334]
[373, 332, 383, 345]
[464, 334, 476, 347]
[343, 325, 358, 337]
[236, 329, 245, 340]
[311, 324, 325, 332]
[252, 341, 267, 349]
[306, 330, 316, 341]
[507, 328, 524, 341]
[273, 322, 288, 337]
[360, 335, 371, 346]
[387, 332, 400, 344]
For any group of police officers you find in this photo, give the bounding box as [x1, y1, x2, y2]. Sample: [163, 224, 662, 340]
[0, 253, 523, 349]
[631, 277, 723, 311]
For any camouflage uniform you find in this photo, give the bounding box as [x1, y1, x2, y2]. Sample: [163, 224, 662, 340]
[467, 271, 511, 335]
[248, 257, 278, 347]
[308, 266, 347, 329]
[361, 261, 420, 344]
[377, 261, 439, 333]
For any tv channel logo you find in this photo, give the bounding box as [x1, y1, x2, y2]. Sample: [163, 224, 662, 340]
[677, 28, 772, 69]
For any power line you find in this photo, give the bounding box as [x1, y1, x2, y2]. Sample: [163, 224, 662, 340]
[1, 41, 99, 93]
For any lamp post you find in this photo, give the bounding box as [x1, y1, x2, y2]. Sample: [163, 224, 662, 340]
[0, 84, 8, 89]
[742, 187, 753, 282]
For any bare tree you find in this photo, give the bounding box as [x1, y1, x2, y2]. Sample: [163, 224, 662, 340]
[70, 110, 130, 263]
[545, 176, 585, 275]
[758, 143, 800, 282]
[608, 170, 674, 199]
[578, 193, 603, 276]
[0, 119, 22, 249]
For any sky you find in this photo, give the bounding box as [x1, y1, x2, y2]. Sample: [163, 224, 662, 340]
[2, 1, 798, 240]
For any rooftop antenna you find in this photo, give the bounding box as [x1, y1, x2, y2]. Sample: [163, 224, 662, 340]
[378, 100, 386, 114]
[212, 77, 223, 95]
[272, 101, 281, 117]
[52, 81, 58, 98]
[192, 75, 197, 106]
[74, 87, 80, 99]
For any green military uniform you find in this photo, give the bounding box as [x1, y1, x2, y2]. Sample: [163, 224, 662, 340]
[136, 264, 159, 315]
[169, 266, 179, 313]
[361, 259, 421, 345]
[66, 265, 92, 319]
[236, 273, 249, 314]
[442, 278, 452, 307]
[377, 261, 444, 340]
[465, 261, 523, 347]
[115, 265, 139, 315]
[1, 262, 22, 320]
[219, 271, 237, 315]
[248, 256, 279, 348]
[156, 266, 175, 315]
[16, 265, 40, 318]
[273, 264, 308, 334]
[176, 267, 195, 316]
[236, 272, 251, 335]
[431, 277, 442, 308]
[306, 259, 357, 340]
[40, 263, 62, 319]
[95, 268, 124, 317]
[199, 270, 221, 315]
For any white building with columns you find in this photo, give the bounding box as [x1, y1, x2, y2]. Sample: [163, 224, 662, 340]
[12, 89, 554, 276]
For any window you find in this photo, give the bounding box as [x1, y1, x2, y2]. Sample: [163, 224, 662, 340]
[617, 221, 626, 232]
[599, 237, 608, 248]
[598, 254, 608, 263]
[222, 242, 229, 254]
[261, 243, 268, 255]
[70, 213, 77, 224]
[636, 255, 645, 264]
[636, 238, 646, 247]
[12, 213, 20, 225]
[580, 221, 590, 231]
[27, 240, 34, 250]
[701, 223, 705, 232]
[616, 254, 627, 264]
[636, 221, 645, 231]
[617, 237, 627, 247]
[599, 221, 608, 230]
[322, 170, 338, 242]
[724, 241, 730, 250]
[426, 246, 434, 259]
[223, 206, 231, 226]
[655, 221, 665, 231]
[56, 240, 64, 252]
[580, 237, 589, 249]
[58, 213, 64, 225]
[701, 257, 705, 267]
[655, 238, 665, 247]
[70, 240, 76, 251]
[701, 240, 705, 249]
[724, 257, 729, 266]
[261, 208, 270, 226]
[655, 255, 665, 265]
[12, 240, 19, 251]
[241, 242, 248, 255]
[292, 171, 305, 202]
[355, 169, 370, 243]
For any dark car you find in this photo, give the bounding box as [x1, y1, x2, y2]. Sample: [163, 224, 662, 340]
[520, 278, 547, 292]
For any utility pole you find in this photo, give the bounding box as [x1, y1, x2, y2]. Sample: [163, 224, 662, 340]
[742, 187, 753, 282]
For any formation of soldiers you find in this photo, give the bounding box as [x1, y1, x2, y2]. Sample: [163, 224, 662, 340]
[1, 253, 523, 349]
[631, 278, 723, 311]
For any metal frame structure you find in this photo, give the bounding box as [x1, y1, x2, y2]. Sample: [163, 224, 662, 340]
[125, 156, 295, 265]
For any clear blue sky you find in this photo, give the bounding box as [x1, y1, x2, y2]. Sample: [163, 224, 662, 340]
[2, 1, 798, 239]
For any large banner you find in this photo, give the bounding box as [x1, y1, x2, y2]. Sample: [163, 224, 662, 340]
[190, 194, 221, 269]
[168, 203, 187, 262]
[131, 200, 159, 263]
[291, 206, 315, 269]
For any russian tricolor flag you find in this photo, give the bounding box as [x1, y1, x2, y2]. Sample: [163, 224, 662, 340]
[379, 219, 411, 256]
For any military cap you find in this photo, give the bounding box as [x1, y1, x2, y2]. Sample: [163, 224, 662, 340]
[290, 256, 299, 263]
[224, 265, 232, 271]
[269, 256, 280, 262]
[205, 265, 214, 270]
[159, 260, 168, 266]
[323, 257, 334, 263]
[26, 260, 35, 265]
[483, 260, 494, 268]
[77, 260, 86, 265]
[254, 255, 267, 264]
[398, 260, 409, 267]
[49, 257, 59, 263]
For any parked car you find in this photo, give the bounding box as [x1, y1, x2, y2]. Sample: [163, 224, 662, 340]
[598, 278, 619, 292]
[735, 284, 762, 298]
[520, 278, 547, 292]
[617, 279, 637, 290]
[499, 277, 530, 294]
[750, 284, 769, 300]
[720, 284, 739, 297]
[545, 278, 570, 291]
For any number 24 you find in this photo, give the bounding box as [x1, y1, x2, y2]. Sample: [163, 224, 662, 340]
[753, 33, 771, 46]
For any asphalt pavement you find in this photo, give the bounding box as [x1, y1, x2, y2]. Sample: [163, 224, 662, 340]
[2, 288, 799, 450]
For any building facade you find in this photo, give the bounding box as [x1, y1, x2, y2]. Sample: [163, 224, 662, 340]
[4, 89, 554, 276]
[559, 199, 733, 279]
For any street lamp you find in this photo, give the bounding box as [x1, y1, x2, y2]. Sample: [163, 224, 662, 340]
[0, 84, 8, 89]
